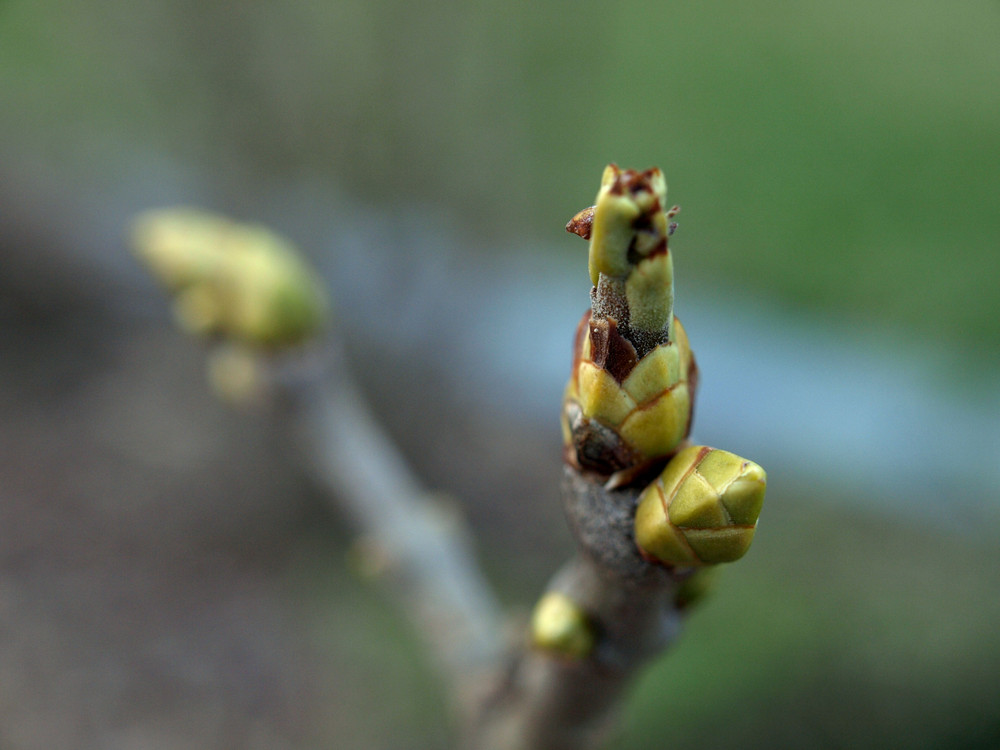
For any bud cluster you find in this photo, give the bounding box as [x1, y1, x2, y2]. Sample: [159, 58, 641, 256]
[562, 165, 767, 572]
[561, 165, 695, 482]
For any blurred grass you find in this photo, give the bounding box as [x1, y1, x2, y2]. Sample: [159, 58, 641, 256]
[519, 1, 1000, 365]
[1, 0, 998, 361]
[285, 525, 451, 750]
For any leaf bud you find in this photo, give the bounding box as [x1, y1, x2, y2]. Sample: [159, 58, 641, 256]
[530, 592, 596, 659]
[131, 209, 329, 348]
[634, 445, 766, 566]
[562, 166, 695, 482]
[561, 314, 696, 479]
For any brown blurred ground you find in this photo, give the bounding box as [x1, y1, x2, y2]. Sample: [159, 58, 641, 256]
[0, 209, 571, 749]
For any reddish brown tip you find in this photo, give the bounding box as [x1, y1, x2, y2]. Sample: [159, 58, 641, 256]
[566, 206, 596, 240]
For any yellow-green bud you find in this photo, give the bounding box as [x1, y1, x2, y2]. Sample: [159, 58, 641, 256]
[131, 209, 329, 348]
[172, 282, 224, 337]
[563, 166, 691, 479]
[635, 445, 766, 566]
[221, 239, 328, 346]
[530, 592, 596, 659]
[561, 314, 696, 477]
[131, 209, 229, 290]
[587, 164, 670, 291]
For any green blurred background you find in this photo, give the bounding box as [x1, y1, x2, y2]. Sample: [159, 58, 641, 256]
[1, 1, 998, 748]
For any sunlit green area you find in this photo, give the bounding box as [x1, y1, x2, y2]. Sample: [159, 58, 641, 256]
[2, 1, 998, 356]
[3, 1, 998, 357]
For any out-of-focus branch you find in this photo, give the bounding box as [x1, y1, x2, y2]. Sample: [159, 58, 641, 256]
[272, 346, 505, 706]
[129, 209, 505, 718]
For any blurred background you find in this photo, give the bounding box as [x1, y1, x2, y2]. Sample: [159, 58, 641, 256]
[2, 1, 999, 748]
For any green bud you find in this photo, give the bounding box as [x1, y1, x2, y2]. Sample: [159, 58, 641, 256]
[587, 164, 670, 292]
[563, 166, 691, 479]
[625, 252, 674, 338]
[131, 209, 229, 290]
[131, 209, 329, 348]
[635, 445, 766, 566]
[530, 592, 596, 659]
[562, 316, 695, 476]
[221, 239, 328, 346]
[172, 283, 224, 337]
[589, 193, 641, 286]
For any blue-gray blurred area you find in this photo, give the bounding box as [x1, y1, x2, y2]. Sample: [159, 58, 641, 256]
[2, 1, 999, 748]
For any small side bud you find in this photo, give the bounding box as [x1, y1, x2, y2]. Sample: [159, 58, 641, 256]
[530, 592, 596, 659]
[635, 445, 766, 566]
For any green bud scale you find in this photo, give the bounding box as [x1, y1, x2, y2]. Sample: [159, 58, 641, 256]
[563, 165, 767, 568]
[634, 445, 766, 567]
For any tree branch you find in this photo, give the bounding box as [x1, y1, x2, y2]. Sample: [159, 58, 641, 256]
[130, 170, 767, 748]
[462, 165, 765, 749]
[466, 468, 691, 750]
[272, 345, 505, 713]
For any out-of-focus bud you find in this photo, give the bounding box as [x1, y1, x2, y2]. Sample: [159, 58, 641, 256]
[634, 445, 766, 567]
[222, 239, 328, 346]
[530, 592, 596, 659]
[131, 209, 328, 348]
[131, 209, 229, 289]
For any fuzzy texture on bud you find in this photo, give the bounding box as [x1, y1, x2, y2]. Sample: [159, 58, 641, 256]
[562, 166, 696, 483]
